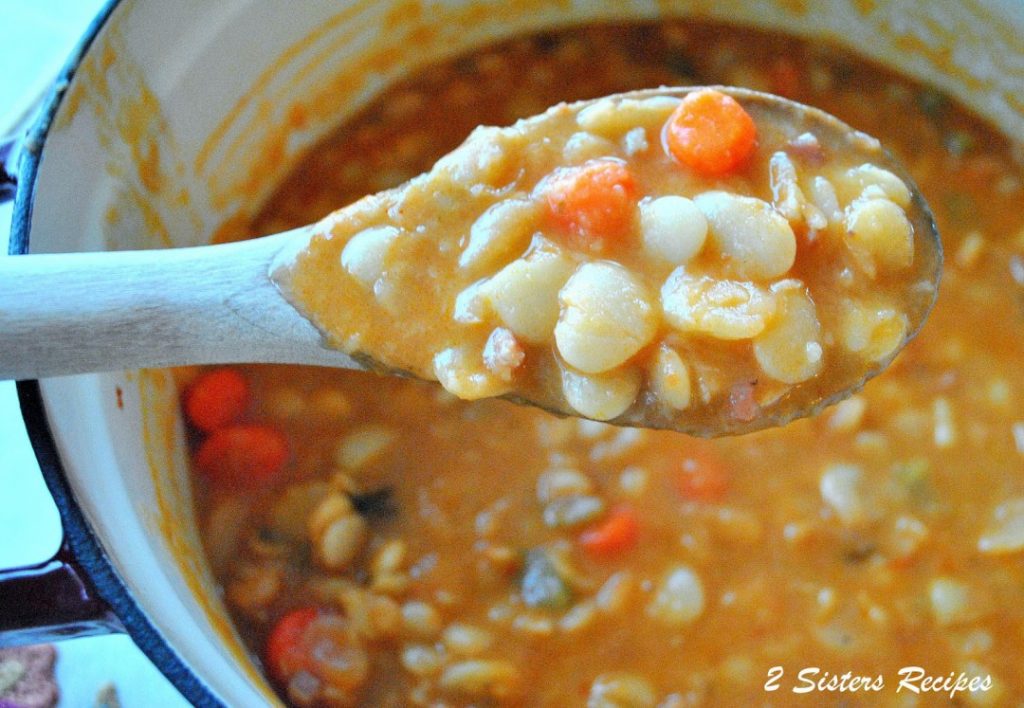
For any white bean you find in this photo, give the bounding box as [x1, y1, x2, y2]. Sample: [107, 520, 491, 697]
[753, 283, 824, 384]
[340, 225, 401, 289]
[618, 466, 649, 498]
[400, 644, 443, 676]
[334, 425, 396, 471]
[555, 262, 658, 373]
[204, 497, 249, 570]
[226, 564, 282, 614]
[978, 498, 1024, 555]
[587, 672, 657, 708]
[561, 366, 641, 421]
[595, 571, 635, 613]
[433, 345, 509, 400]
[452, 279, 488, 324]
[929, 577, 980, 626]
[265, 385, 306, 419]
[648, 345, 691, 410]
[370, 539, 407, 578]
[646, 565, 706, 626]
[308, 493, 355, 541]
[481, 238, 575, 344]
[435, 125, 510, 186]
[810, 176, 842, 223]
[459, 197, 540, 272]
[309, 388, 351, 419]
[317, 514, 368, 570]
[661, 268, 777, 340]
[768, 151, 805, 224]
[694, 191, 796, 280]
[537, 468, 593, 503]
[639, 196, 708, 265]
[845, 196, 914, 272]
[442, 623, 494, 656]
[439, 660, 519, 698]
[839, 164, 912, 208]
[621, 127, 649, 157]
[558, 601, 598, 633]
[563, 131, 619, 164]
[401, 601, 443, 638]
[482, 327, 525, 382]
[543, 495, 606, 528]
[827, 396, 867, 432]
[839, 300, 908, 363]
[820, 463, 868, 526]
[576, 96, 680, 138]
[511, 613, 555, 636]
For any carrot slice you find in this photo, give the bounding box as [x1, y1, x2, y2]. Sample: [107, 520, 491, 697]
[675, 444, 731, 503]
[265, 607, 319, 683]
[664, 89, 757, 176]
[544, 159, 636, 249]
[579, 505, 639, 556]
[195, 424, 289, 486]
[184, 368, 249, 433]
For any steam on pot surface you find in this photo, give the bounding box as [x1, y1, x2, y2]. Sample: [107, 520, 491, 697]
[180, 21, 1024, 706]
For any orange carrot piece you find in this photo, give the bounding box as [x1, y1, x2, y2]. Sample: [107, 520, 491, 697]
[544, 159, 636, 249]
[195, 424, 289, 486]
[265, 606, 319, 683]
[184, 367, 249, 433]
[579, 505, 639, 556]
[675, 444, 731, 503]
[664, 89, 757, 176]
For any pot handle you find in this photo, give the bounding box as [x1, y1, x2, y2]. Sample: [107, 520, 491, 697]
[0, 543, 122, 647]
[1, 131, 122, 643]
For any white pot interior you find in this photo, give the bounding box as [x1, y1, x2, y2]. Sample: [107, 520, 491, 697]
[25, 0, 1024, 703]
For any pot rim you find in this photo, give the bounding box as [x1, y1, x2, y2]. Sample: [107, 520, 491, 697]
[9, 1, 221, 705]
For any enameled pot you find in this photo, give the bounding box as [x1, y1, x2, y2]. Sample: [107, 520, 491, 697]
[3, 1, 1022, 705]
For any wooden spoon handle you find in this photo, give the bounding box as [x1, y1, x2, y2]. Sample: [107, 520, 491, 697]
[0, 230, 358, 380]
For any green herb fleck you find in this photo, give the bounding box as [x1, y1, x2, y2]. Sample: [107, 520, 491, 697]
[520, 549, 572, 610]
[892, 458, 937, 510]
[944, 130, 976, 157]
[664, 52, 696, 79]
[350, 487, 397, 520]
[917, 88, 949, 119]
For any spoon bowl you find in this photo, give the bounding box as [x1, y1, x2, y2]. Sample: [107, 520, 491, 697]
[0, 86, 942, 436]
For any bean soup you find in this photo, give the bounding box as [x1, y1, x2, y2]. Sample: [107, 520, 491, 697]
[183, 20, 1024, 707]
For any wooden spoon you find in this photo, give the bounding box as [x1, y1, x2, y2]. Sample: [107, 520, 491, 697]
[0, 87, 942, 435]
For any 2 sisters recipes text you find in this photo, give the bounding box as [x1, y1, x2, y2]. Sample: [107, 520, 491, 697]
[764, 665, 992, 698]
